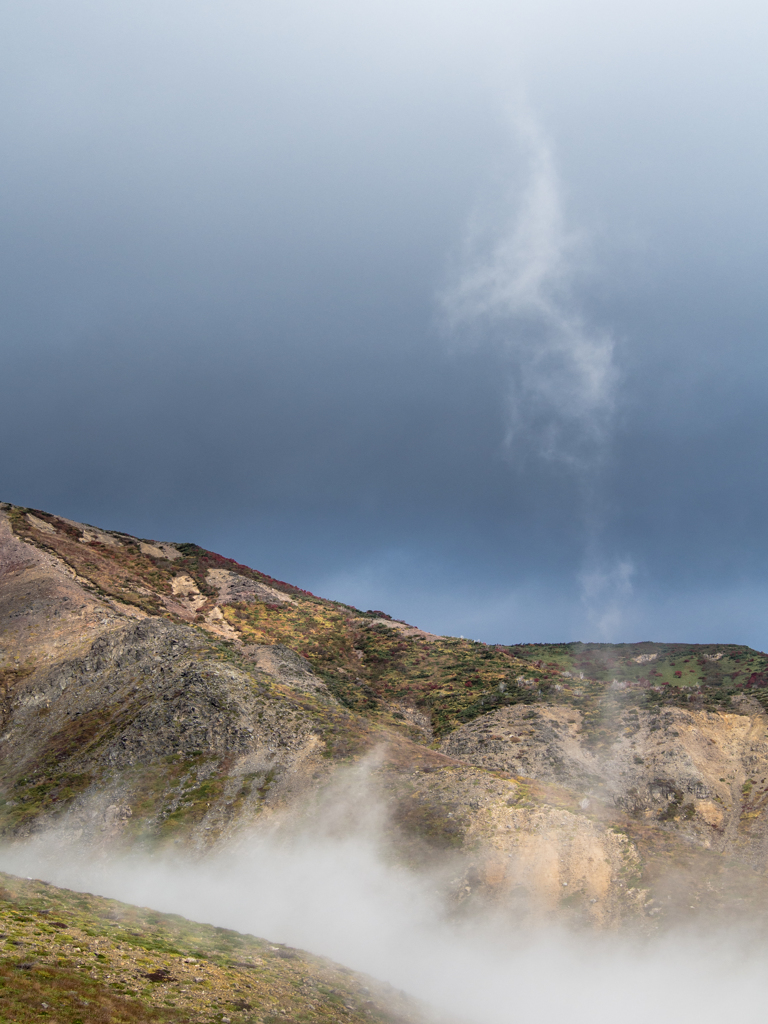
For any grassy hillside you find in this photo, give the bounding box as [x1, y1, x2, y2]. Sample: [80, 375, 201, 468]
[0, 872, 426, 1024]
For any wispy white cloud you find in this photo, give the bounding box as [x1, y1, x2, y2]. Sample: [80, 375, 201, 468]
[440, 107, 632, 638]
[441, 108, 617, 469]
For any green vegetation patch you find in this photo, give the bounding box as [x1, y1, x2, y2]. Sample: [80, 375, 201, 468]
[0, 960, 187, 1024]
[0, 771, 93, 835]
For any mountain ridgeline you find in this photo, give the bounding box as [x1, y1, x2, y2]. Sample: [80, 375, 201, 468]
[4, 501, 768, 930]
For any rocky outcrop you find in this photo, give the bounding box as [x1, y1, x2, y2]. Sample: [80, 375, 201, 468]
[207, 567, 295, 606]
[439, 701, 768, 864]
[0, 616, 341, 843]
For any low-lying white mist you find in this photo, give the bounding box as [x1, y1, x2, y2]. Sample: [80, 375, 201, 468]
[1, 761, 766, 1024]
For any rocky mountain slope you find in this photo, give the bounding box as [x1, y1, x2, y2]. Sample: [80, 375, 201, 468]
[4, 500, 768, 930]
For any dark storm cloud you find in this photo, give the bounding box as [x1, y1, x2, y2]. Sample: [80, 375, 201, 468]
[2, 0, 768, 645]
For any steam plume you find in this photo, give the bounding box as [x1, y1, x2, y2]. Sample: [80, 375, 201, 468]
[441, 108, 636, 636]
[577, 555, 636, 640]
[441, 109, 616, 470]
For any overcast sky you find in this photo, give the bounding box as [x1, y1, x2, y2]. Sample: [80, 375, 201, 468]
[2, 0, 768, 646]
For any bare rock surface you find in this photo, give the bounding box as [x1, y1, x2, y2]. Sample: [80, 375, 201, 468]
[207, 567, 295, 605]
[439, 702, 768, 863]
[0, 512, 127, 676]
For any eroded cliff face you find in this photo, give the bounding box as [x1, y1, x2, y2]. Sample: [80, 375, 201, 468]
[439, 702, 768, 858]
[435, 698, 768, 923]
[4, 501, 768, 930]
